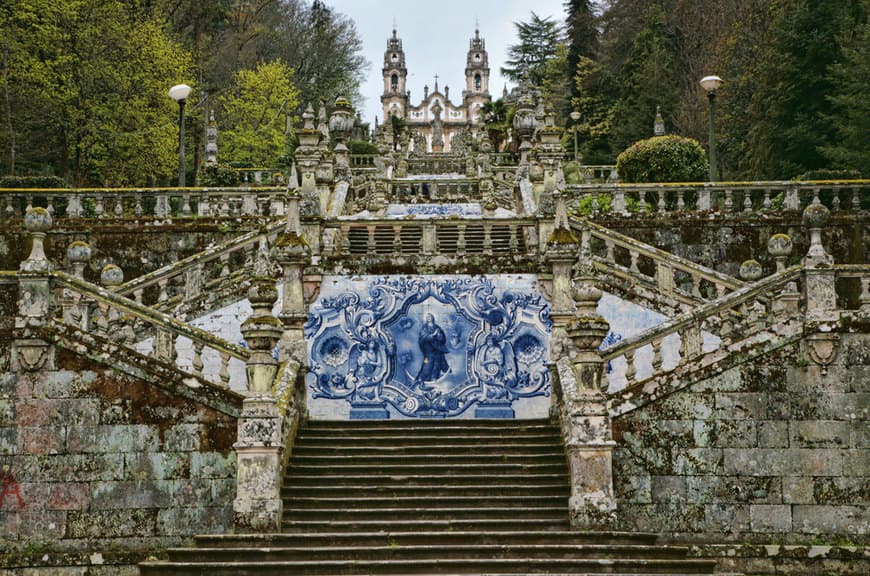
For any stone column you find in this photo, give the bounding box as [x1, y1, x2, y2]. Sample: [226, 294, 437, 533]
[768, 233, 799, 316]
[562, 280, 617, 529]
[234, 275, 285, 531]
[275, 194, 311, 368]
[62, 241, 92, 329]
[802, 203, 837, 322]
[12, 207, 55, 372]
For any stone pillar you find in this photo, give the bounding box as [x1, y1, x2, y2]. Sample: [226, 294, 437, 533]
[802, 203, 837, 322]
[62, 241, 91, 328]
[12, 207, 55, 372]
[235, 274, 285, 531]
[562, 280, 617, 529]
[275, 194, 311, 367]
[768, 233, 799, 316]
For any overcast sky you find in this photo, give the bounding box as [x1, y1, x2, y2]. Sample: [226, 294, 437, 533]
[324, 0, 569, 124]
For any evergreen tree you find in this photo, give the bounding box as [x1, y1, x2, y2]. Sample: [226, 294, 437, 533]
[564, 0, 599, 103]
[502, 12, 564, 86]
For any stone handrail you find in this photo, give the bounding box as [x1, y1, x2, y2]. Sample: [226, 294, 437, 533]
[52, 271, 250, 388]
[0, 186, 289, 219]
[565, 180, 868, 215]
[573, 219, 745, 302]
[116, 219, 284, 307]
[601, 265, 804, 391]
[571, 165, 618, 184]
[389, 178, 481, 203]
[322, 216, 538, 258]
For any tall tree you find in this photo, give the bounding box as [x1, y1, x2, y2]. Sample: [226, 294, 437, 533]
[564, 0, 599, 104]
[502, 12, 564, 86]
[218, 59, 299, 167]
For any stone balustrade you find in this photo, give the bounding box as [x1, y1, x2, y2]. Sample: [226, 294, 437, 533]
[349, 154, 377, 169]
[322, 217, 538, 259]
[565, 180, 868, 215]
[53, 270, 250, 388]
[602, 265, 807, 392]
[406, 155, 465, 174]
[0, 186, 289, 219]
[573, 165, 618, 184]
[389, 178, 481, 202]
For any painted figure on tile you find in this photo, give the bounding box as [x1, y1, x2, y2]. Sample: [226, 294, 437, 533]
[416, 313, 450, 385]
[353, 339, 385, 400]
[476, 333, 517, 393]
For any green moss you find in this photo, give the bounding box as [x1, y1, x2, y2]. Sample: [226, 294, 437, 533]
[548, 227, 579, 245]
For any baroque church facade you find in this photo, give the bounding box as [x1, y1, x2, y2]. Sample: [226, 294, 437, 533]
[381, 27, 491, 153]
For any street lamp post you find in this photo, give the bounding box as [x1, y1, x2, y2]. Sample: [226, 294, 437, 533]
[699, 75, 722, 182]
[168, 84, 192, 188]
[570, 110, 581, 163]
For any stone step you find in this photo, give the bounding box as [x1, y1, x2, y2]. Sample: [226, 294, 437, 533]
[139, 557, 718, 575]
[280, 518, 571, 533]
[289, 452, 567, 465]
[283, 495, 568, 509]
[292, 442, 564, 456]
[302, 419, 558, 431]
[167, 543, 692, 563]
[283, 472, 569, 487]
[193, 530, 661, 548]
[281, 483, 571, 498]
[283, 506, 568, 522]
[285, 462, 568, 476]
[296, 432, 562, 445]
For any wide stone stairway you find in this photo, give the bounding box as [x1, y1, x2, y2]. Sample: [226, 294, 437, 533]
[140, 419, 718, 575]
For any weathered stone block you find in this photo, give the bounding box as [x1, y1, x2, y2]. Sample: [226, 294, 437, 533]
[711, 420, 757, 448]
[813, 477, 870, 504]
[651, 475, 686, 501]
[17, 454, 126, 482]
[687, 475, 781, 504]
[32, 369, 97, 398]
[91, 480, 174, 510]
[163, 424, 200, 452]
[0, 428, 17, 455]
[47, 483, 90, 511]
[672, 448, 723, 475]
[66, 508, 157, 538]
[792, 504, 870, 535]
[693, 368, 744, 392]
[124, 452, 190, 481]
[790, 420, 849, 448]
[0, 399, 14, 426]
[18, 426, 65, 455]
[724, 448, 843, 476]
[705, 503, 750, 533]
[0, 373, 15, 397]
[66, 425, 160, 454]
[843, 449, 870, 476]
[172, 479, 217, 507]
[614, 470, 651, 504]
[646, 393, 715, 420]
[845, 365, 870, 393]
[766, 392, 792, 419]
[852, 422, 870, 448]
[190, 452, 236, 479]
[715, 392, 768, 420]
[15, 509, 66, 539]
[782, 476, 815, 504]
[757, 420, 789, 448]
[157, 506, 232, 536]
[750, 504, 792, 532]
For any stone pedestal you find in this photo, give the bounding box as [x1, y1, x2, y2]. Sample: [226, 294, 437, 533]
[233, 395, 283, 531]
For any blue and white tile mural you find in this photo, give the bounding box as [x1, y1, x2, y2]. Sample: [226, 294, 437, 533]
[305, 275, 553, 420]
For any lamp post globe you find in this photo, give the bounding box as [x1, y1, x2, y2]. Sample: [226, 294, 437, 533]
[570, 111, 581, 164]
[699, 76, 722, 182]
[169, 84, 192, 188]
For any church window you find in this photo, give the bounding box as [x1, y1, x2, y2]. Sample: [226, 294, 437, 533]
[474, 74, 481, 90]
[391, 53, 398, 62]
[391, 74, 398, 90]
[475, 53, 481, 61]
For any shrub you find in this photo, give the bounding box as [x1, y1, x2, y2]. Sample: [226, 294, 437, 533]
[348, 140, 379, 155]
[616, 135, 708, 183]
[0, 175, 68, 188]
[201, 163, 241, 187]
[795, 168, 863, 181]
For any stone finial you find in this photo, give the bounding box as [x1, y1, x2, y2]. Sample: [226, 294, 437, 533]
[241, 275, 282, 393]
[739, 259, 763, 282]
[803, 202, 832, 266]
[67, 241, 91, 279]
[302, 103, 316, 131]
[21, 207, 52, 273]
[653, 105, 665, 136]
[767, 233, 793, 273]
[100, 264, 124, 289]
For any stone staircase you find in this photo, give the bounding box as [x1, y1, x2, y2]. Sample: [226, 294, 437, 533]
[140, 419, 719, 575]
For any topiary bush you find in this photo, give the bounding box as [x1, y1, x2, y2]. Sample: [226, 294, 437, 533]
[0, 175, 68, 188]
[348, 140, 378, 155]
[616, 135, 709, 183]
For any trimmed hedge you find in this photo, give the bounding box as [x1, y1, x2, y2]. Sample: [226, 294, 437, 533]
[0, 175, 68, 188]
[616, 135, 709, 183]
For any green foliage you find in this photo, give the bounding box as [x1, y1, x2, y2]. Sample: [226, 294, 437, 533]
[540, 43, 572, 125]
[218, 60, 299, 168]
[201, 163, 241, 187]
[0, 175, 67, 188]
[795, 169, 864, 181]
[616, 135, 709, 183]
[479, 99, 514, 152]
[348, 140, 378, 155]
[502, 12, 564, 86]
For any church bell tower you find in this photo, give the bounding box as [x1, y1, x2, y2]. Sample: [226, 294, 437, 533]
[381, 27, 409, 123]
[463, 27, 490, 126]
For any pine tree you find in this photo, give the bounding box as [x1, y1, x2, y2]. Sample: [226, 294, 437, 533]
[564, 0, 599, 101]
[502, 12, 564, 86]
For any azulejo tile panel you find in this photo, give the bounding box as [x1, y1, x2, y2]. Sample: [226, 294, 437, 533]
[305, 275, 552, 419]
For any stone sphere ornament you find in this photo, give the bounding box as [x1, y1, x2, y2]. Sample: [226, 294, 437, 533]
[100, 264, 124, 287]
[24, 206, 52, 233]
[802, 202, 830, 228]
[739, 259, 763, 282]
[66, 241, 92, 264]
[767, 233, 793, 258]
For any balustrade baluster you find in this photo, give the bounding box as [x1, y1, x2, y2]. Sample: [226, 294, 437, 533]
[676, 190, 685, 211]
[94, 195, 105, 218]
[25, 195, 33, 212]
[651, 339, 663, 372]
[715, 283, 727, 299]
[192, 342, 204, 376]
[692, 275, 702, 299]
[657, 190, 666, 213]
[629, 250, 640, 274]
[832, 187, 841, 211]
[624, 349, 637, 384]
[853, 189, 862, 211]
[114, 195, 124, 216]
[605, 239, 615, 263]
[220, 253, 230, 277]
[812, 187, 821, 205]
[219, 352, 231, 386]
[153, 328, 176, 362]
[743, 190, 753, 212]
[5, 196, 15, 217]
[198, 192, 209, 217]
[134, 192, 143, 217]
[182, 192, 192, 216]
[220, 197, 230, 217]
[133, 289, 143, 306]
[46, 197, 55, 216]
[591, 193, 599, 213]
[763, 189, 772, 210]
[158, 279, 169, 303]
[680, 321, 702, 362]
[724, 189, 734, 212]
[656, 262, 675, 292]
[184, 263, 203, 299]
[638, 190, 647, 213]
